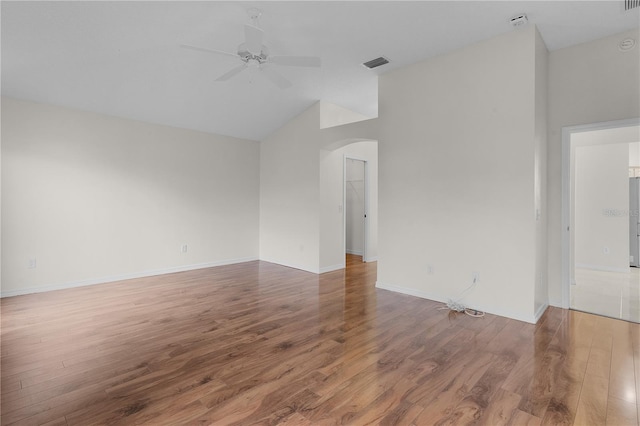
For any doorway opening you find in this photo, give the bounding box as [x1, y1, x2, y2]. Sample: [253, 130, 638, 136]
[319, 139, 377, 274]
[562, 118, 640, 322]
[345, 157, 367, 264]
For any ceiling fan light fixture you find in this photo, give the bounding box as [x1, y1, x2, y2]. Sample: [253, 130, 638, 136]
[238, 44, 268, 64]
[247, 7, 262, 23]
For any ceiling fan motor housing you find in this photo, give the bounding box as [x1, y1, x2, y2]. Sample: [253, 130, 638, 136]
[238, 43, 269, 65]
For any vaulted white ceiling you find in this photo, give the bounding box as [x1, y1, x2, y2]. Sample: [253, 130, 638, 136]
[2, 1, 638, 141]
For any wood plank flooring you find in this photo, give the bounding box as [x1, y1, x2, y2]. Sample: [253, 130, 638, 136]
[1, 255, 639, 425]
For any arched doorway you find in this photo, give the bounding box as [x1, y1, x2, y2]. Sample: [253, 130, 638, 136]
[319, 139, 378, 272]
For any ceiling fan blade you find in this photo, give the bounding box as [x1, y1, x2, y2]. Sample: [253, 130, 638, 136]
[181, 44, 238, 59]
[216, 64, 247, 82]
[260, 66, 291, 89]
[244, 24, 264, 54]
[270, 56, 321, 68]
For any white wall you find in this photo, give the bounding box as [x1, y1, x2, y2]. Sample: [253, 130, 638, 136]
[534, 28, 549, 315]
[630, 143, 640, 167]
[574, 143, 630, 272]
[259, 103, 321, 273]
[320, 102, 371, 130]
[1, 97, 260, 296]
[319, 141, 378, 271]
[376, 26, 541, 323]
[547, 28, 640, 305]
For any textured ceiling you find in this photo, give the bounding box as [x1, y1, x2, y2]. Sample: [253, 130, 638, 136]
[2, 1, 639, 141]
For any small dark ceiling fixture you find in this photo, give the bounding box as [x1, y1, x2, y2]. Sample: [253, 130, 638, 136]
[363, 57, 390, 69]
[510, 14, 528, 27]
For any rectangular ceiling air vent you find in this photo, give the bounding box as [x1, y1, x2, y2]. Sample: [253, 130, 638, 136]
[363, 57, 390, 69]
[625, 0, 640, 10]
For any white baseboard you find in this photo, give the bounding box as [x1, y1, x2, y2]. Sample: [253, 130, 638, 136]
[576, 263, 630, 273]
[534, 303, 549, 323]
[375, 281, 440, 302]
[319, 263, 346, 274]
[0, 257, 259, 298]
[548, 299, 564, 309]
[346, 249, 363, 256]
[257, 258, 320, 274]
[375, 281, 539, 324]
[364, 256, 378, 263]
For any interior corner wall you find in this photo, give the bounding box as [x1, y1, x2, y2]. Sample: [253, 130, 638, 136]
[319, 141, 378, 272]
[376, 26, 539, 323]
[547, 28, 640, 306]
[534, 27, 549, 317]
[259, 103, 321, 273]
[1, 97, 260, 297]
[0, 98, 3, 292]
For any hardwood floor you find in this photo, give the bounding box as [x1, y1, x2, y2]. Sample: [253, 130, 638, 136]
[1, 255, 639, 425]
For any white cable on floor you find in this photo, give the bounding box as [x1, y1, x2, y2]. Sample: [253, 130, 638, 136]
[464, 308, 485, 318]
[437, 276, 485, 318]
[447, 276, 477, 309]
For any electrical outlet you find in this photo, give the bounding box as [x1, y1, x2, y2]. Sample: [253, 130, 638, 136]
[603, 247, 610, 255]
[472, 272, 480, 283]
[427, 265, 434, 274]
[28, 258, 37, 269]
[181, 244, 188, 253]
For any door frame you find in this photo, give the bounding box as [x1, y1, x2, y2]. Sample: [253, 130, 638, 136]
[344, 156, 369, 262]
[561, 117, 640, 309]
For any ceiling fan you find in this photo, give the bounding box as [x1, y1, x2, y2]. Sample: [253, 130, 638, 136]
[182, 8, 321, 89]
